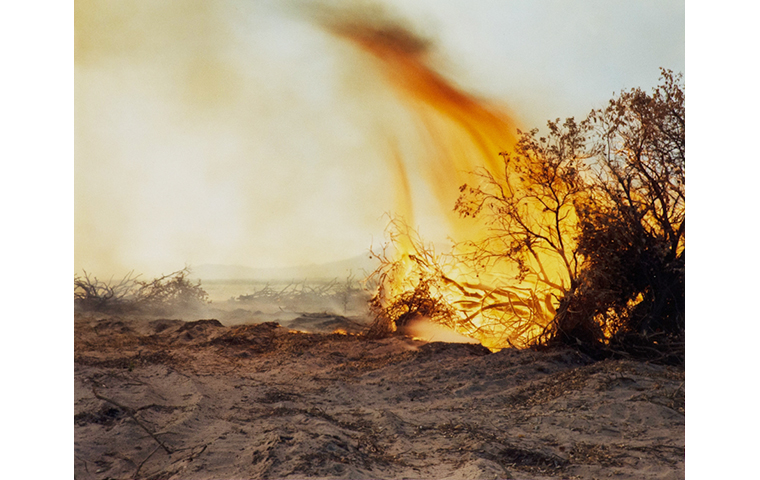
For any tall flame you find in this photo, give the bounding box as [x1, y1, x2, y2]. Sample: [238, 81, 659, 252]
[315, 11, 569, 349]
[324, 18, 521, 242]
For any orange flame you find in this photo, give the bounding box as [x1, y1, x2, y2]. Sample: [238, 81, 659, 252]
[321, 16, 521, 240]
[318, 13, 567, 349]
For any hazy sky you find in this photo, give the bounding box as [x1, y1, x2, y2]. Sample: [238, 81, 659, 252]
[75, 0, 684, 277]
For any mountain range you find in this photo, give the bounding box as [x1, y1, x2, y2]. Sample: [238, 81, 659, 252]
[190, 254, 379, 282]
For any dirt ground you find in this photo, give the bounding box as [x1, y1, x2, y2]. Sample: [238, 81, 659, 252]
[74, 313, 684, 480]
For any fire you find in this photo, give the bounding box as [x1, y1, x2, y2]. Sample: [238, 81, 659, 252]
[317, 13, 571, 350]
[399, 317, 481, 345]
[322, 17, 520, 241]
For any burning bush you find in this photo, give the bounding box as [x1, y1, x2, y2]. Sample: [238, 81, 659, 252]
[369, 70, 685, 362]
[365, 217, 564, 350]
[365, 222, 460, 339]
[547, 70, 685, 360]
[74, 268, 209, 315]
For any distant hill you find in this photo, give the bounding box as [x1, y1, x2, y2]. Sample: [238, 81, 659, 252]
[190, 254, 379, 282]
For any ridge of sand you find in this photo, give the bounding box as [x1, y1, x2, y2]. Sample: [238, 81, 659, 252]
[75, 314, 684, 479]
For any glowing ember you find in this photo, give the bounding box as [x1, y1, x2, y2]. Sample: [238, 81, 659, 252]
[399, 317, 481, 346]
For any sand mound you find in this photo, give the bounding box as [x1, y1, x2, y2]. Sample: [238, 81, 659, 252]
[75, 314, 684, 479]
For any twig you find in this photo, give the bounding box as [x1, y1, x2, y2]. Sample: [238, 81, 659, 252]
[91, 386, 174, 454]
[74, 454, 90, 474]
[671, 382, 684, 398]
[134, 444, 161, 478]
[177, 443, 208, 464]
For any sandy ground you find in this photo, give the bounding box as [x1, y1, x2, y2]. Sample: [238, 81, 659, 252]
[74, 313, 684, 480]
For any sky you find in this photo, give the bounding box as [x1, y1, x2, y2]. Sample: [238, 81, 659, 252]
[74, 0, 685, 278]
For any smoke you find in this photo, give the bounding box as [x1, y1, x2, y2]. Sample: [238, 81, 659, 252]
[306, 4, 524, 248]
[75, 0, 513, 279]
[75, 0, 684, 282]
[75, 0, 405, 278]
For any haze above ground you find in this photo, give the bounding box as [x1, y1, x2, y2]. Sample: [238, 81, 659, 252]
[74, 0, 684, 279]
[192, 253, 378, 282]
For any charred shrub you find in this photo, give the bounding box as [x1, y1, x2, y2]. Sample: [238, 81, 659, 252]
[546, 70, 685, 360]
[363, 223, 461, 339]
[366, 272, 457, 339]
[74, 268, 209, 315]
[402, 69, 685, 360]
